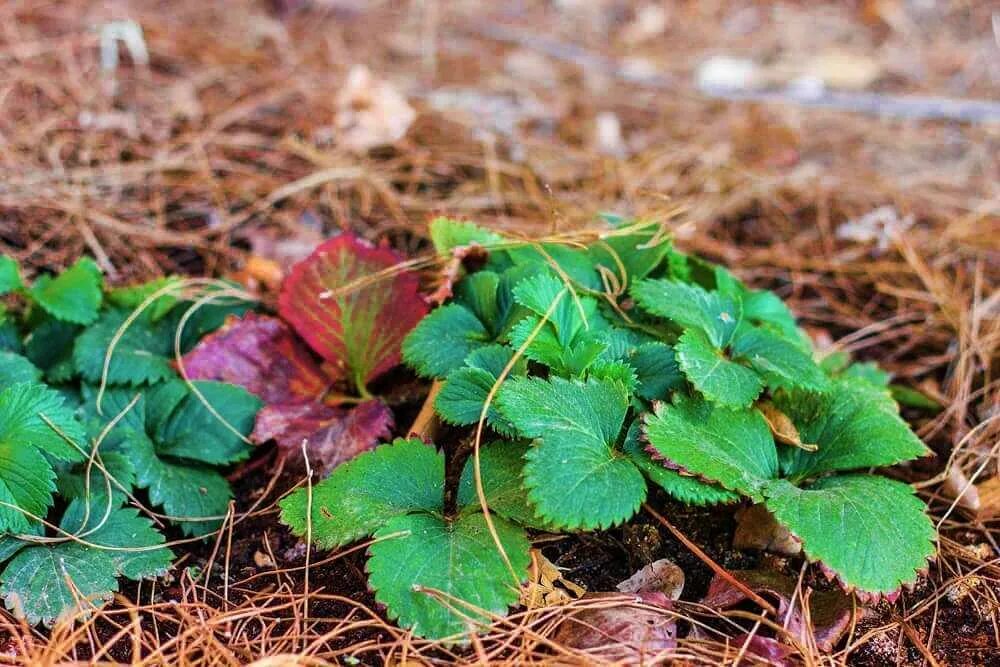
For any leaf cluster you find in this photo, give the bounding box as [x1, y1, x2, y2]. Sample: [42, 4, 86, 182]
[0, 258, 260, 624]
[282, 218, 935, 640]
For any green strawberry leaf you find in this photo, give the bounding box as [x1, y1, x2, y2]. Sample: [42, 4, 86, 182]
[1, 502, 171, 626]
[0, 351, 42, 385]
[631, 278, 742, 347]
[55, 451, 135, 509]
[73, 309, 175, 386]
[498, 376, 645, 529]
[145, 380, 260, 465]
[0, 541, 117, 626]
[128, 429, 232, 537]
[729, 326, 828, 392]
[280, 438, 443, 550]
[368, 511, 530, 641]
[429, 218, 504, 254]
[774, 379, 929, 481]
[278, 233, 428, 393]
[106, 277, 182, 322]
[763, 476, 935, 595]
[403, 304, 489, 378]
[29, 258, 103, 325]
[630, 341, 684, 400]
[676, 329, 762, 408]
[458, 440, 550, 529]
[506, 244, 602, 291]
[59, 498, 173, 581]
[24, 317, 80, 383]
[588, 226, 671, 288]
[622, 422, 739, 506]
[0, 256, 23, 295]
[435, 346, 524, 436]
[644, 396, 777, 500]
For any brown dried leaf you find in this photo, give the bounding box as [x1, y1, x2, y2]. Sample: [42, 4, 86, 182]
[616, 558, 684, 600]
[554, 592, 677, 663]
[701, 569, 855, 652]
[734, 503, 802, 556]
[758, 400, 816, 451]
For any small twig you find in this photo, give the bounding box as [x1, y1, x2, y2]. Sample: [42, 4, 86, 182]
[643, 503, 778, 616]
[408, 379, 443, 440]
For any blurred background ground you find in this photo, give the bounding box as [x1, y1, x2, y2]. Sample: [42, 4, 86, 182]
[0, 1, 998, 664]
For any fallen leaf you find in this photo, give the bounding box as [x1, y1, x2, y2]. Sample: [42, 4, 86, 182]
[701, 569, 855, 652]
[734, 503, 802, 556]
[181, 313, 330, 403]
[335, 65, 416, 152]
[520, 549, 586, 608]
[553, 592, 677, 662]
[758, 400, 815, 451]
[976, 476, 1000, 519]
[617, 558, 684, 600]
[728, 633, 796, 666]
[279, 233, 428, 394]
[941, 466, 980, 513]
[253, 399, 393, 475]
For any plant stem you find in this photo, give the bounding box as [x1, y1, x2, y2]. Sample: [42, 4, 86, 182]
[443, 437, 474, 519]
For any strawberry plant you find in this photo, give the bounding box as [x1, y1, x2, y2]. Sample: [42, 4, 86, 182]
[0, 258, 260, 625]
[280, 217, 936, 641]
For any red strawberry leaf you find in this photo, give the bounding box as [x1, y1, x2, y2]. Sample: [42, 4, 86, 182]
[278, 234, 427, 394]
[253, 399, 393, 475]
[180, 313, 330, 403]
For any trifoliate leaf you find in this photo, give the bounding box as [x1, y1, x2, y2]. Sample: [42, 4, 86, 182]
[280, 438, 443, 550]
[763, 476, 935, 595]
[181, 313, 330, 403]
[253, 399, 392, 475]
[498, 377, 645, 529]
[29, 257, 103, 325]
[631, 279, 742, 348]
[513, 272, 600, 346]
[644, 396, 777, 500]
[774, 380, 929, 481]
[73, 309, 175, 386]
[0, 541, 117, 626]
[0, 351, 41, 385]
[676, 329, 762, 408]
[622, 422, 738, 506]
[367, 511, 530, 640]
[457, 440, 550, 529]
[403, 304, 489, 378]
[278, 234, 428, 392]
[429, 218, 504, 254]
[24, 317, 80, 383]
[0, 257, 22, 295]
[128, 430, 231, 537]
[729, 326, 828, 392]
[435, 346, 522, 436]
[146, 380, 260, 465]
[59, 498, 173, 580]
